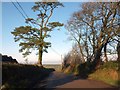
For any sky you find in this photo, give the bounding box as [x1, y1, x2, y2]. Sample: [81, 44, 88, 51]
[1, 2, 82, 64]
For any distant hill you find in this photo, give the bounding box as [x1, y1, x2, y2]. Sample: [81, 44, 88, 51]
[0, 53, 18, 63]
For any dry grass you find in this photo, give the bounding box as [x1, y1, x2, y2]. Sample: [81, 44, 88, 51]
[88, 61, 119, 87]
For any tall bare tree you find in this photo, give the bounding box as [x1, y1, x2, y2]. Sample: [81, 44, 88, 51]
[66, 2, 120, 69]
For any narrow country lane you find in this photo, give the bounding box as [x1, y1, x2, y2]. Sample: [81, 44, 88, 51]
[34, 71, 118, 89]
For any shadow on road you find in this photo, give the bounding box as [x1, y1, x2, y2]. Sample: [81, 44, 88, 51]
[33, 71, 76, 88]
[34, 71, 119, 90]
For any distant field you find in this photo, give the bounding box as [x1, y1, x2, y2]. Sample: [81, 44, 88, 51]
[43, 64, 62, 72]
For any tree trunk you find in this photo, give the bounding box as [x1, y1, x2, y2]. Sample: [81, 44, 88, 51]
[38, 24, 43, 66]
[78, 43, 85, 63]
[117, 42, 120, 62]
[104, 42, 108, 62]
[38, 46, 43, 66]
[92, 45, 104, 70]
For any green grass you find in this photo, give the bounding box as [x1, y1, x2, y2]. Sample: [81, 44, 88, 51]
[88, 61, 119, 87]
[2, 63, 54, 89]
[100, 61, 119, 70]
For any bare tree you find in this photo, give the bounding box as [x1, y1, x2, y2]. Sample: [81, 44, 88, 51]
[66, 2, 120, 69]
[62, 43, 82, 72]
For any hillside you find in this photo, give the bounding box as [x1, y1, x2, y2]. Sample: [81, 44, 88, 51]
[88, 61, 119, 87]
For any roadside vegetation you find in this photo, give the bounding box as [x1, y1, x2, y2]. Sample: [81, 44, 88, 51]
[88, 61, 119, 86]
[62, 2, 119, 87]
[62, 55, 119, 87]
[2, 62, 54, 89]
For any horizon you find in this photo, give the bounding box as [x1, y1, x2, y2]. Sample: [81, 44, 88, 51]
[1, 53, 118, 65]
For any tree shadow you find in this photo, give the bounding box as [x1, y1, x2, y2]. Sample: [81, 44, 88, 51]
[40, 71, 93, 90]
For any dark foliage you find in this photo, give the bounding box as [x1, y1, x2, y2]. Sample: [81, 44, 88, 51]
[77, 62, 94, 78]
[2, 63, 55, 89]
[1, 54, 18, 63]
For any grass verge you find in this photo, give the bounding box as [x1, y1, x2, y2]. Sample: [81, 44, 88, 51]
[88, 61, 119, 87]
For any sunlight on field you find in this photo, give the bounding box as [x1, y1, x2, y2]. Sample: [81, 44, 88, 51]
[43, 64, 62, 72]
